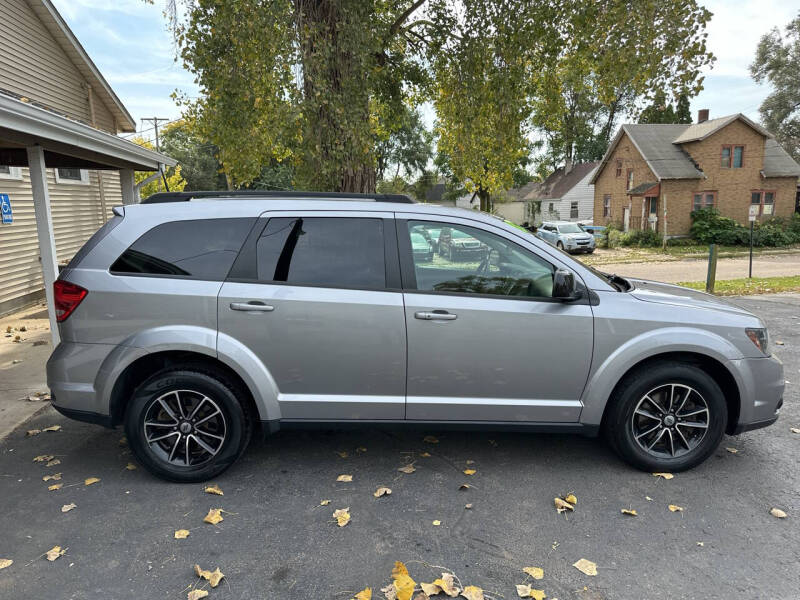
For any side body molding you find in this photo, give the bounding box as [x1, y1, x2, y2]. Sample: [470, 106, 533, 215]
[579, 327, 747, 426]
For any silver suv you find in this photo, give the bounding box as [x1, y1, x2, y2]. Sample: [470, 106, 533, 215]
[47, 192, 783, 482]
[537, 221, 596, 254]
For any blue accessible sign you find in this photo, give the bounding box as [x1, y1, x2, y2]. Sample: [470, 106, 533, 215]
[0, 194, 11, 224]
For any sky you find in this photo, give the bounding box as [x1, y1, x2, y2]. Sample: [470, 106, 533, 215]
[51, 0, 799, 140]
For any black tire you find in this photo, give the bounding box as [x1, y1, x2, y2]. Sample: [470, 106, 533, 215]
[556, 241, 564, 251]
[125, 366, 251, 482]
[604, 361, 727, 472]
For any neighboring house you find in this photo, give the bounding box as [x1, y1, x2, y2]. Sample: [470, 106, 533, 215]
[0, 0, 173, 319]
[525, 161, 599, 223]
[591, 110, 800, 236]
[493, 180, 539, 224]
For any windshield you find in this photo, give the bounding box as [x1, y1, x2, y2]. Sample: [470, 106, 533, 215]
[558, 223, 583, 234]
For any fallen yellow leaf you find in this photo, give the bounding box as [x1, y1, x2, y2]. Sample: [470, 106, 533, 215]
[645, 496, 653, 501]
[465, 503, 473, 509]
[432, 520, 441, 526]
[463, 469, 476, 476]
[516, 584, 545, 599]
[423, 435, 439, 444]
[790, 427, 800, 434]
[0, 559, 12, 570]
[356, 446, 367, 454]
[174, 529, 190, 539]
[668, 504, 684, 513]
[203, 508, 224, 525]
[61, 503, 76, 513]
[697, 541, 704, 547]
[391, 561, 415, 600]
[333, 507, 351, 527]
[84, 477, 100, 486]
[421, 581, 442, 596]
[46, 459, 61, 467]
[554, 497, 574, 513]
[204, 484, 223, 496]
[373, 486, 392, 498]
[621, 508, 638, 516]
[187, 590, 208, 600]
[573, 558, 597, 576]
[459, 484, 472, 490]
[320, 499, 331, 506]
[432, 572, 460, 597]
[391, 561, 409, 578]
[725, 447, 738, 454]
[194, 564, 225, 587]
[770, 507, 787, 519]
[43, 425, 61, 432]
[465, 460, 475, 465]
[337, 474, 353, 482]
[461, 585, 485, 600]
[45, 546, 65, 562]
[565, 493, 577, 505]
[125, 462, 137, 470]
[522, 566, 543, 580]
[420, 452, 432, 458]
[398, 464, 416, 474]
[352, 587, 372, 600]
[652, 472, 674, 480]
[27, 429, 41, 437]
[336, 450, 349, 458]
[33, 455, 54, 463]
[48, 483, 62, 491]
[42, 473, 61, 482]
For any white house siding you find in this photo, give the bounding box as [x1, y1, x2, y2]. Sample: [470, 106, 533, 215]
[493, 201, 527, 224]
[557, 167, 597, 222]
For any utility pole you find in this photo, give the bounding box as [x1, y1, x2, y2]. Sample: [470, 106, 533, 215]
[141, 117, 171, 191]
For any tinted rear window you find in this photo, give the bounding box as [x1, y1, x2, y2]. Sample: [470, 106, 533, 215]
[111, 218, 255, 280]
[256, 217, 385, 288]
[64, 214, 123, 272]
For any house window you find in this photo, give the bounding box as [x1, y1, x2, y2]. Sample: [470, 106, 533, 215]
[615, 160, 622, 177]
[570, 201, 579, 219]
[0, 166, 22, 180]
[692, 191, 716, 212]
[603, 194, 611, 217]
[721, 145, 744, 168]
[548, 202, 554, 213]
[626, 169, 634, 191]
[55, 168, 89, 184]
[751, 190, 775, 216]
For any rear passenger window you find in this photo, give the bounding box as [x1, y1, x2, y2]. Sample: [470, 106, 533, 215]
[111, 218, 255, 280]
[256, 217, 385, 288]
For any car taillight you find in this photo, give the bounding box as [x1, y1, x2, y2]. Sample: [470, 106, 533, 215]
[53, 280, 88, 322]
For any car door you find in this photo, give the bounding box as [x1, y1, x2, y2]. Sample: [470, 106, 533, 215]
[398, 215, 593, 422]
[217, 211, 406, 420]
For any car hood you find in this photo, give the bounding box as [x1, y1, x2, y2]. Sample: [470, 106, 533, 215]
[628, 278, 756, 317]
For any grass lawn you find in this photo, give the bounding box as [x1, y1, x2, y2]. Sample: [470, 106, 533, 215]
[583, 243, 800, 266]
[678, 275, 800, 296]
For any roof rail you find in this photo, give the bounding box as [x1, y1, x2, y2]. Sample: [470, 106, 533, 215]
[140, 190, 415, 204]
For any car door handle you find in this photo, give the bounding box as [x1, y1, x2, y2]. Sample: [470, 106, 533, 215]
[414, 311, 457, 321]
[230, 302, 274, 312]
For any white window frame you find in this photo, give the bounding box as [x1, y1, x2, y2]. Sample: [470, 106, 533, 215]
[570, 201, 579, 219]
[0, 166, 22, 180]
[54, 168, 90, 185]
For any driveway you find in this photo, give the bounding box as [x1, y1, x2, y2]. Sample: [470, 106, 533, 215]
[0, 295, 798, 600]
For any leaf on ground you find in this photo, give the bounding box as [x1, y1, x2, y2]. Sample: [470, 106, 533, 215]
[621, 508, 638, 516]
[421, 581, 442, 596]
[775, 340, 784, 345]
[320, 499, 331, 506]
[356, 446, 367, 454]
[652, 472, 674, 480]
[337, 451, 349, 458]
[43, 473, 61, 482]
[432, 520, 441, 526]
[26, 429, 41, 437]
[45, 546, 65, 562]
[43, 425, 61, 432]
[463, 469, 476, 476]
[398, 464, 416, 474]
[645, 496, 653, 501]
[381, 583, 398, 600]
[697, 541, 704, 547]
[790, 427, 800, 434]
[459, 484, 472, 490]
[770, 507, 787, 519]
[391, 561, 415, 600]
[564, 493, 577, 505]
[33, 455, 54, 462]
[668, 504, 684, 512]
[125, 462, 137, 470]
[420, 452, 431, 458]
[46, 459, 61, 467]
[353, 588, 372, 600]
[432, 573, 460, 597]
[174, 529, 190, 539]
[204, 484, 223, 496]
[84, 477, 100, 486]
[333, 507, 351, 527]
[61, 503, 76, 513]
[554, 497, 574, 513]
[522, 567, 543, 580]
[194, 564, 225, 587]
[423, 435, 439, 444]
[516, 584, 545, 599]
[465, 460, 475, 465]
[461, 585, 485, 600]
[391, 561, 409, 578]
[725, 447, 738, 454]
[373, 487, 392, 498]
[572, 558, 597, 576]
[187, 590, 208, 600]
[203, 508, 224, 525]
[0, 559, 12, 570]
[337, 474, 353, 482]
[465, 503, 473, 509]
[48, 483, 62, 491]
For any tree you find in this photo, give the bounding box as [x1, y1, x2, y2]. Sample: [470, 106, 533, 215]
[131, 136, 186, 199]
[675, 94, 692, 124]
[639, 90, 676, 124]
[751, 12, 800, 162]
[158, 121, 226, 191]
[375, 105, 433, 182]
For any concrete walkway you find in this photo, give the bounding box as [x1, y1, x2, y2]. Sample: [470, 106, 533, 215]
[0, 303, 52, 439]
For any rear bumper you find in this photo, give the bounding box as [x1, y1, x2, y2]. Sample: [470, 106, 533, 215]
[47, 341, 118, 418]
[52, 400, 113, 427]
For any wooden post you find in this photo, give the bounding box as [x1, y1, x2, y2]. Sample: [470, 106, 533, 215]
[706, 243, 718, 294]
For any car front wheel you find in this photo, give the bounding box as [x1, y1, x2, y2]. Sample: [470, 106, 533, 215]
[125, 366, 251, 482]
[604, 361, 727, 472]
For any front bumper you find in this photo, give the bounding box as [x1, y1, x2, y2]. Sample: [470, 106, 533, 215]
[729, 354, 784, 434]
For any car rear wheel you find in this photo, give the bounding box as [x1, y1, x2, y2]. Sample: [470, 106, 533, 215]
[604, 361, 727, 472]
[125, 366, 251, 482]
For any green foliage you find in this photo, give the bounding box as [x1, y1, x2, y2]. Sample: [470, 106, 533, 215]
[675, 94, 692, 124]
[665, 236, 696, 247]
[751, 12, 800, 162]
[690, 208, 800, 247]
[638, 90, 676, 124]
[131, 136, 186, 198]
[375, 105, 433, 182]
[158, 121, 227, 191]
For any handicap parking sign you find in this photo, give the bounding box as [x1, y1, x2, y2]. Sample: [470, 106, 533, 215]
[0, 194, 11, 224]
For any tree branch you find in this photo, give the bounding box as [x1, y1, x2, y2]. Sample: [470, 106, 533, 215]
[388, 0, 427, 39]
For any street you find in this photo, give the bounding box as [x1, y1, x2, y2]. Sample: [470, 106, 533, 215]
[0, 294, 798, 600]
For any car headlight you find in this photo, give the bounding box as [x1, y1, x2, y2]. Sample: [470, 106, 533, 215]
[745, 328, 769, 355]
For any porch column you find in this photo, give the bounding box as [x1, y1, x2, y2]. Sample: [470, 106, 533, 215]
[120, 168, 136, 205]
[26, 145, 60, 346]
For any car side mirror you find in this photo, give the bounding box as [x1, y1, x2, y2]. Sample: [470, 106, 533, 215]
[553, 269, 580, 301]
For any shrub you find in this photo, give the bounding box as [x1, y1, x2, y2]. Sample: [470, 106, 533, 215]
[665, 236, 696, 247]
[690, 208, 800, 247]
[620, 228, 662, 247]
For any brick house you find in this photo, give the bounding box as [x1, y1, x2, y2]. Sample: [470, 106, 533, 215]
[590, 110, 800, 236]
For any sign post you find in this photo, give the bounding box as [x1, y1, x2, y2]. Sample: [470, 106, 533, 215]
[748, 205, 758, 278]
[0, 194, 12, 224]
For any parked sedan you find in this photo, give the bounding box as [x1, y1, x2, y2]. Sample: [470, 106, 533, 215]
[537, 221, 595, 254]
[579, 224, 606, 241]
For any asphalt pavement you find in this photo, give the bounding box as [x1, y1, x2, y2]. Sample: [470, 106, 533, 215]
[0, 294, 798, 600]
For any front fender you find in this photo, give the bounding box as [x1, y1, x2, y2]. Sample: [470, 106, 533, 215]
[580, 326, 745, 426]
